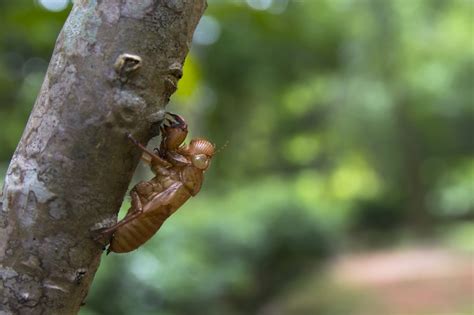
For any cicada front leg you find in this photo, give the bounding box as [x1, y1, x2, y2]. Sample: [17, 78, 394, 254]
[160, 112, 188, 153]
[127, 133, 172, 168]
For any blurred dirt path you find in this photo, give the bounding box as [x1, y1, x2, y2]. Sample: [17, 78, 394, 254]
[261, 247, 473, 315]
[332, 248, 474, 315]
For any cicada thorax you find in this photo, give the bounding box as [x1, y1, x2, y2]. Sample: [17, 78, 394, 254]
[134, 180, 162, 201]
[180, 166, 203, 196]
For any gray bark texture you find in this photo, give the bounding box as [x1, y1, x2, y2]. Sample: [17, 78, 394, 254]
[0, 0, 206, 314]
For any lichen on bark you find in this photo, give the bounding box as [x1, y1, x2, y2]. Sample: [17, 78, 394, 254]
[0, 1, 206, 314]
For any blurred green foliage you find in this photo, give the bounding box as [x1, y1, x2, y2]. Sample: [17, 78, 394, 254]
[0, 0, 472, 314]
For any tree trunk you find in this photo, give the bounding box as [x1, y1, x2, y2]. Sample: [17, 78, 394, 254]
[0, 1, 206, 314]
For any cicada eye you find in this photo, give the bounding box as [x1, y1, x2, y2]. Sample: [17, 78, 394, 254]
[192, 154, 209, 170]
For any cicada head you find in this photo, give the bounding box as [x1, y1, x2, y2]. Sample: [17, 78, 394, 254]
[188, 138, 215, 170]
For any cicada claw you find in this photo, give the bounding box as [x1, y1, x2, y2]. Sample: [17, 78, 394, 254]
[165, 112, 187, 130]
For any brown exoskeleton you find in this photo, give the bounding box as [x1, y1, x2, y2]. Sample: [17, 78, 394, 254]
[99, 113, 215, 253]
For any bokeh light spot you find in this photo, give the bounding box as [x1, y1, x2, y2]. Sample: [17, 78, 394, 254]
[246, 0, 273, 11]
[38, 0, 69, 12]
[329, 155, 381, 200]
[193, 15, 221, 46]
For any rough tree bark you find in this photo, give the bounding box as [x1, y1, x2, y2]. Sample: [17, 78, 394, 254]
[0, 1, 206, 314]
